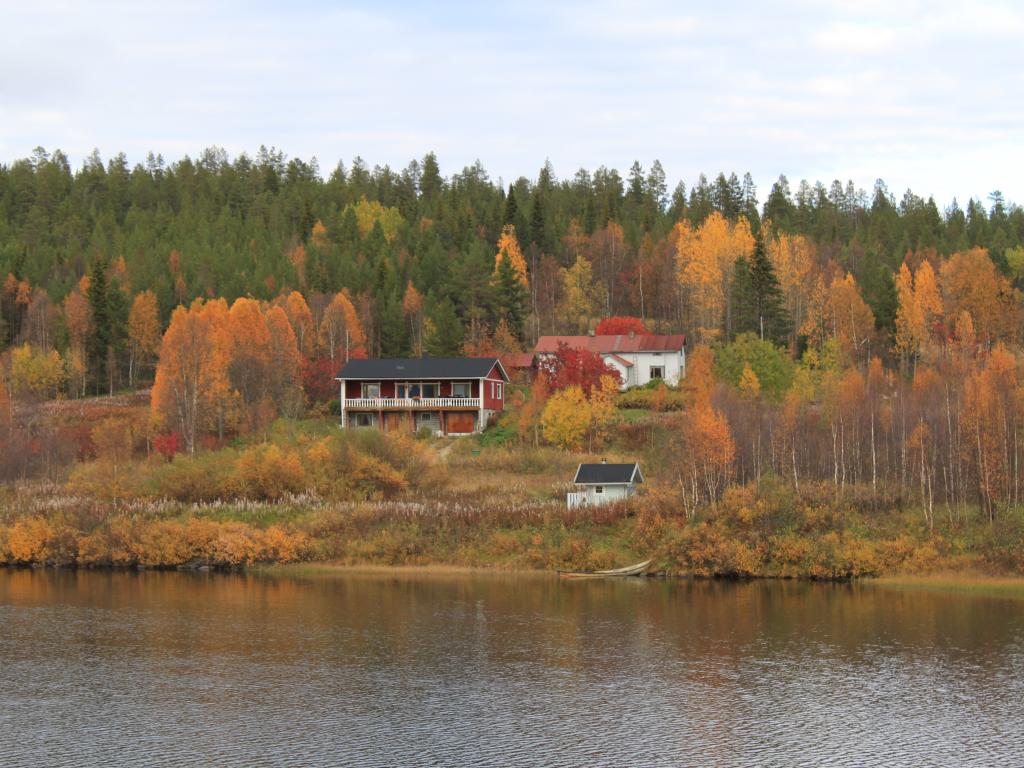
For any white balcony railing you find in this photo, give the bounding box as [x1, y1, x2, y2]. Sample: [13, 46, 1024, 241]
[344, 397, 481, 409]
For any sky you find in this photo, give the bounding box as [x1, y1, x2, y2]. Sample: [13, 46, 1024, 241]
[2, 0, 1023, 206]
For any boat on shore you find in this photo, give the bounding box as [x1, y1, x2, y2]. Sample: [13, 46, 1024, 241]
[558, 559, 653, 579]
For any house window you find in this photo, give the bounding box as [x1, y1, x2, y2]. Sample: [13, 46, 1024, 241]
[649, 366, 664, 380]
[361, 382, 380, 398]
[397, 382, 439, 398]
[352, 412, 376, 427]
[452, 381, 472, 398]
[495, 383, 502, 400]
[595, 485, 604, 494]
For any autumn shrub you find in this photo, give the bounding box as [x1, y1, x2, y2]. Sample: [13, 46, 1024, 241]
[4, 516, 54, 564]
[616, 386, 685, 411]
[142, 450, 240, 502]
[235, 444, 307, 500]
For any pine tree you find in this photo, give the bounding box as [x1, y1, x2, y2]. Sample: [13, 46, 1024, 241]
[747, 234, 791, 344]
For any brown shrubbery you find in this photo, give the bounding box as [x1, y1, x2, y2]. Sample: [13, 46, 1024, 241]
[0, 513, 312, 568]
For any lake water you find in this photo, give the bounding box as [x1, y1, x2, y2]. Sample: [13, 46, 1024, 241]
[1, 569, 1023, 767]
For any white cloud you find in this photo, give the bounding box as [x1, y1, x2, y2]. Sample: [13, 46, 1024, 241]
[0, 1, 1021, 205]
[812, 22, 899, 54]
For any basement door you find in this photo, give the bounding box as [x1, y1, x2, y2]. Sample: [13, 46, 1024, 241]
[445, 412, 476, 435]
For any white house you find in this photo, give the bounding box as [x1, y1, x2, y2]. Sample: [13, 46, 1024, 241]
[567, 461, 644, 508]
[534, 334, 686, 390]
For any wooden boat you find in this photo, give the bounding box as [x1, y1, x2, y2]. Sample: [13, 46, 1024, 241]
[558, 559, 653, 579]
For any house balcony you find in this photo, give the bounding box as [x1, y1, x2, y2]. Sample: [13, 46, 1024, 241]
[344, 397, 482, 410]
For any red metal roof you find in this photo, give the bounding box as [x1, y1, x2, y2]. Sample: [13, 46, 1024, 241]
[534, 334, 686, 354]
[500, 352, 535, 370]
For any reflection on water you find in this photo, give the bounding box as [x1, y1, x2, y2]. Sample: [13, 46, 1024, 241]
[1, 569, 1023, 767]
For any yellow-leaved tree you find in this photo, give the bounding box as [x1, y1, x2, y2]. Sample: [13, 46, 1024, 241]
[541, 386, 591, 450]
[10, 344, 65, 400]
[767, 229, 817, 349]
[560, 254, 604, 332]
[675, 212, 754, 341]
[127, 290, 161, 388]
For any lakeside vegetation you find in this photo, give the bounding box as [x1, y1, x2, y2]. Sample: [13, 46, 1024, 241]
[2, 398, 1023, 578]
[3, 148, 1024, 579]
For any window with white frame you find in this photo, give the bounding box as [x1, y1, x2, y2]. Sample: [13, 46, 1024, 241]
[397, 382, 439, 398]
[649, 366, 664, 380]
[361, 382, 381, 398]
[452, 381, 472, 398]
[351, 412, 376, 427]
[595, 485, 604, 494]
[495, 382, 502, 400]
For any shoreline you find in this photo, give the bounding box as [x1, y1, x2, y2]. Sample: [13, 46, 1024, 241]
[6, 561, 1024, 596]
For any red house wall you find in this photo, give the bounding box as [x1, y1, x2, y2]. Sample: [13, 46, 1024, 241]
[482, 366, 505, 411]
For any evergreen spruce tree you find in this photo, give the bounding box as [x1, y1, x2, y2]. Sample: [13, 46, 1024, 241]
[729, 255, 756, 338]
[529, 193, 546, 250]
[107, 280, 129, 390]
[503, 185, 518, 226]
[747, 234, 790, 344]
[493, 253, 527, 342]
[87, 258, 111, 392]
[378, 293, 409, 357]
[425, 297, 464, 356]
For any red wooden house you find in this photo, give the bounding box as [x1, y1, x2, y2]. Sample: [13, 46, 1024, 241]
[336, 357, 510, 436]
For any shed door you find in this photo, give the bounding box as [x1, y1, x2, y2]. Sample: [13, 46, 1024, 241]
[446, 412, 475, 434]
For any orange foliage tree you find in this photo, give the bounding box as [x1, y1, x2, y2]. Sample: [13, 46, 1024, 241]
[318, 291, 366, 362]
[264, 305, 305, 418]
[280, 290, 315, 358]
[151, 299, 231, 454]
[127, 290, 161, 387]
[402, 282, 425, 355]
[941, 248, 1022, 349]
[494, 225, 528, 285]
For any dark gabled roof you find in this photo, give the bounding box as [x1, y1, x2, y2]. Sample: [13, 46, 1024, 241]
[336, 357, 509, 381]
[573, 462, 643, 485]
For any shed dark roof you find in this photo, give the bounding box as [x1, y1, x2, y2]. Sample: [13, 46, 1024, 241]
[337, 357, 508, 381]
[573, 462, 643, 485]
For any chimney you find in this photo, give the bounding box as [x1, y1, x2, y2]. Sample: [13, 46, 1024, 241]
[628, 330, 635, 339]
[601, 458, 607, 464]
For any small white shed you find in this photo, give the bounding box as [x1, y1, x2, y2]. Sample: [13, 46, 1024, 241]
[567, 461, 644, 508]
